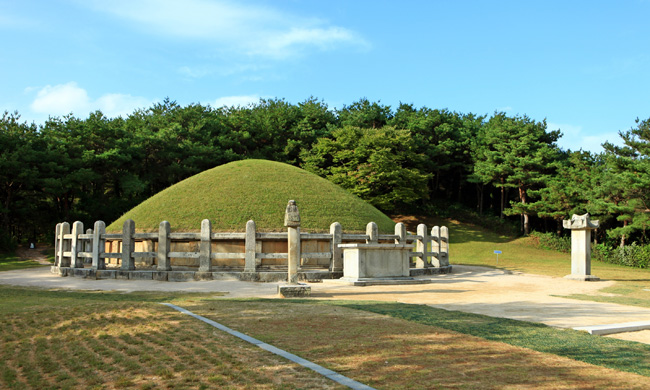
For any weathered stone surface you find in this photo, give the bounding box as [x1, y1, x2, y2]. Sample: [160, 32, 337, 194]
[152, 271, 168, 281]
[194, 271, 213, 281]
[121, 219, 135, 270]
[563, 213, 600, 230]
[96, 270, 117, 279]
[73, 268, 95, 279]
[92, 221, 106, 270]
[366, 222, 378, 243]
[168, 271, 195, 282]
[563, 213, 599, 281]
[284, 200, 301, 227]
[340, 243, 412, 279]
[330, 222, 343, 272]
[59, 222, 71, 267]
[278, 284, 311, 298]
[130, 271, 154, 280]
[158, 221, 171, 271]
[116, 270, 131, 279]
[244, 220, 256, 272]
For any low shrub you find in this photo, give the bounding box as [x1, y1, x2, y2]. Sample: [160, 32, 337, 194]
[593, 242, 650, 269]
[529, 231, 571, 253]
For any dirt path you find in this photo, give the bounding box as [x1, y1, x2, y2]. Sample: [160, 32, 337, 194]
[15, 245, 52, 265]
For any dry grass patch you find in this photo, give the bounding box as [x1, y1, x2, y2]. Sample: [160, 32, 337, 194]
[0, 287, 345, 390]
[184, 300, 650, 389]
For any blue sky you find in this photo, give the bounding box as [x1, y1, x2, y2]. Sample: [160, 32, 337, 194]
[2, 0, 649, 153]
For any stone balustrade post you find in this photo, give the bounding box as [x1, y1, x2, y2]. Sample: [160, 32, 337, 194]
[157, 221, 171, 271]
[54, 223, 62, 266]
[59, 222, 71, 267]
[92, 221, 106, 270]
[415, 224, 428, 268]
[430, 226, 441, 267]
[71, 221, 84, 268]
[330, 222, 342, 272]
[244, 220, 256, 272]
[84, 228, 93, 264]
[440, 226, 449, 266]
[394, 222, 406, 244]
[366, 222, 378, 243]
[121, 219, 135, 270]
[285, 200, 301, 283]
[199, 219, 212, 272]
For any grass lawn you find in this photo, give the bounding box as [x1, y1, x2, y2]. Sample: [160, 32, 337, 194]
[0, 252, 44, 272]
[1, 287, 649, 389]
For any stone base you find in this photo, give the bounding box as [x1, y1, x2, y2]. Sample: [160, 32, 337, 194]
[325, 277, 432, 286]
[410, 265, 453, 276]
[564, 274, 600, 281]
[278, 283, 311, 298]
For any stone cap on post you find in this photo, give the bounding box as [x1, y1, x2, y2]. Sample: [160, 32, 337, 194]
[563, 213, 599, 231]
[284, 200, 301, 227]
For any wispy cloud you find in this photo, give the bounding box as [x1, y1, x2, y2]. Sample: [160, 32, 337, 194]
[549, 121, 621, 153]
[213, 95, 265, 108]
[29, 82, 152, 118]
[84, 0, 368, 59]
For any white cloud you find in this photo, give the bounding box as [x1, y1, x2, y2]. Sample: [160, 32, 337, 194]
[213, 95, 263, 108]
[84, 0, 368, 59]
[549, 121, 622, 153]
[30, 82, 151, 118]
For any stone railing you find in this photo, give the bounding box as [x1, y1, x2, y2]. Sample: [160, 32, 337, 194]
[52, 219, 450, 282]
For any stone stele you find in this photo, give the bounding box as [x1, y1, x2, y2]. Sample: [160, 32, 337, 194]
[563, 213, 600, 281]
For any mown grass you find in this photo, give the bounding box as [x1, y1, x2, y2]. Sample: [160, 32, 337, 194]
[182, 298, 650, 389]
[3, 287, 648, 389]
[0, 252, 43, 272]
[0, 286, 345, 390]
[108, 159, 395, 233]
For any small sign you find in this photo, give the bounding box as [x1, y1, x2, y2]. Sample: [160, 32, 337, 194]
[494, 250, 502, 254]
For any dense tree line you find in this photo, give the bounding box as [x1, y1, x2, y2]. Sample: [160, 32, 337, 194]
[1, 97, 649, 252]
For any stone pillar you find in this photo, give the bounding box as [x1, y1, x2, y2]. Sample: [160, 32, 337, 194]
[415, 224, 428, 268]
[563, 214, 599, 281]
[84, 228, 93, 264]
[244, 220, 256, 272]
[430, 226, 441, 267]
[285, 200, 301, 283]
[59, 222, 71, 267]
[121, 219, 136, 270]
[366, 222, 378, 243]
[199, 219, 212, 272]
[440, 226, 450, 267]
[157, 221, 171, 271]
[54, 223, 62, 266]
[394, 222, 406, 244]
[92, 221, 106, 270]
[71, 221, 84, 268]
[330, 222, 343, 272]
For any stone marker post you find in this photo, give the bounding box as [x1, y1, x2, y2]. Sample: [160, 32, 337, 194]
[284, 200, 301, 283]
[563, 213, 600, 281]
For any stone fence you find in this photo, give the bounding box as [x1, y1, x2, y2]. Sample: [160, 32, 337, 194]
[52, 219, 450, 282]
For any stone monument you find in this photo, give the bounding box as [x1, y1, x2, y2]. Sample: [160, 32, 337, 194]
[563, 213, 600, 281]
[278, 200, 311, 297]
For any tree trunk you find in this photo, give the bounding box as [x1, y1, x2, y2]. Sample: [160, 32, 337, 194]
[519, 186, 529, 235]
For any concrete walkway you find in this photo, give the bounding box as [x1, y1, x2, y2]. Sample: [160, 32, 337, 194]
[2, 265, 650, 343]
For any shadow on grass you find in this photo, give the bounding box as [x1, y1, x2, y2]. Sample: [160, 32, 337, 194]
[330, 301, 650, 377]
[236, 298, 650, 378]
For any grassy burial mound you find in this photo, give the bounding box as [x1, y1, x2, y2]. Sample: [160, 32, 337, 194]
[107, 159, 395, 233]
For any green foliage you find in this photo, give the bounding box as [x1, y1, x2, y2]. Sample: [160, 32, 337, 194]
[528, 231, 571, 253]
[301, 126, 430, 213]
[593, 242, 650, 269]
[108, 159, 395, 233]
